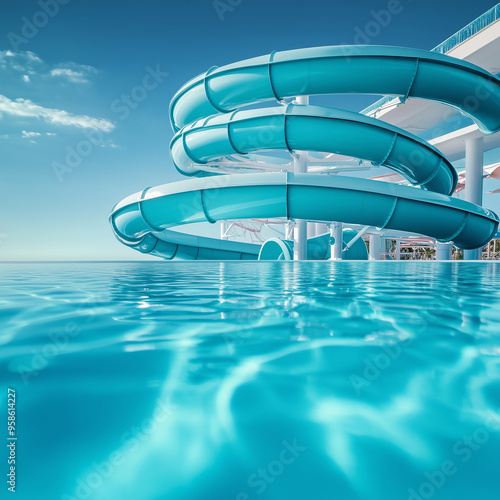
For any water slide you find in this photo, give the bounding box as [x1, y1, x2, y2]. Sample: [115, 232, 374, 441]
[110, 46, 500, 260]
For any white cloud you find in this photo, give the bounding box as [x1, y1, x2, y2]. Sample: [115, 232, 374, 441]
[0, 95, 115, 132]
[100, 141, 119, 149]
[46, 132, 57, 136]
[50, 63, 98, 84]
[22, 130, 41, 138]
[0, 50, 98, 85]
[0, 50, 40, 62]
[0, 50, 42, 73]
[50, 68, 89, 84]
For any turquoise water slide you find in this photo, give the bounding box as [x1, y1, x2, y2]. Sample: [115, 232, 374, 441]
[110, 46, 500, 259]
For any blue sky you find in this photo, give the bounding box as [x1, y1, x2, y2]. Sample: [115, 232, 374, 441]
[1, 0, 500, 261]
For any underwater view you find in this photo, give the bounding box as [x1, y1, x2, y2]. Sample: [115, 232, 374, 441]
[3, 261, 500, 500]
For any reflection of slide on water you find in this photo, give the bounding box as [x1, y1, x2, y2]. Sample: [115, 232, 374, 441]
[110, 46, 500, 260]
[69, 262, 500, 499]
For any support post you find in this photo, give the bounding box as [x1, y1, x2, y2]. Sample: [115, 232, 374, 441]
[292, 95, 309, 260]
[395, 240, 401, 260]
[436, 242, 452, 260]
[307, 222, 317, 238]
[293, 221, 307, 260]
[369, 234, 381, 260]
[220, 221, 227, 240]
[330, 222, 343, 260]
[315, 223, 328, 236]
[463, 137, 483, 261]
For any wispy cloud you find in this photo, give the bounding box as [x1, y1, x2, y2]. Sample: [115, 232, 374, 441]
[22, 130, 41, 138]
[50, 68, 90, 84]
[0, 50, 113, 142]
[0, 49, 41, 64]
[101, 141, 119, 149]
[0, 50, 98, 85]
[48, 62, 98, 85]
[0, 95, 115, 132]
[0, 50, 42, 74]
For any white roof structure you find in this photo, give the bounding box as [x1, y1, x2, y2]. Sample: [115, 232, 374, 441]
[364, 5, 500, 168]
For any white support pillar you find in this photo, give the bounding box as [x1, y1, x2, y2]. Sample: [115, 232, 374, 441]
[307, 222, 317, 238]
[436, 242, 452, 260]
[330, 222, 343, 260]
[369, 234, 381, 260]
[395, 240, 401, 260]
[464, 137, 483, 261]
[293, 95, 309, 260]
[315, 223, 328, 236]
[293, 221, 307, 260]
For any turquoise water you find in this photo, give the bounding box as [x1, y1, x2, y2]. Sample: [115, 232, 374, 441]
[2, 261, 500, 500]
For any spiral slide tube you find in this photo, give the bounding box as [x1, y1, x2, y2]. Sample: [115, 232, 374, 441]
[110, 46, 500, 260]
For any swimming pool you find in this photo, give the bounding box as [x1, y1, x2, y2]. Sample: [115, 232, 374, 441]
[2, 261, 500, 499]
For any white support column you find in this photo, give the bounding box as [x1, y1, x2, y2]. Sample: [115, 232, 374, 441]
[395, 240, 401, 260]
[293, 221, 307, 260]
[315, 223, 328, 236]
[436, 242, 452, 260]
[464, 137, 484, 261]
[293, 95, 309, 260]
[307, 222, 317, 238]
[369, 234, 381, 260]
[330, 222, 343, 260]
